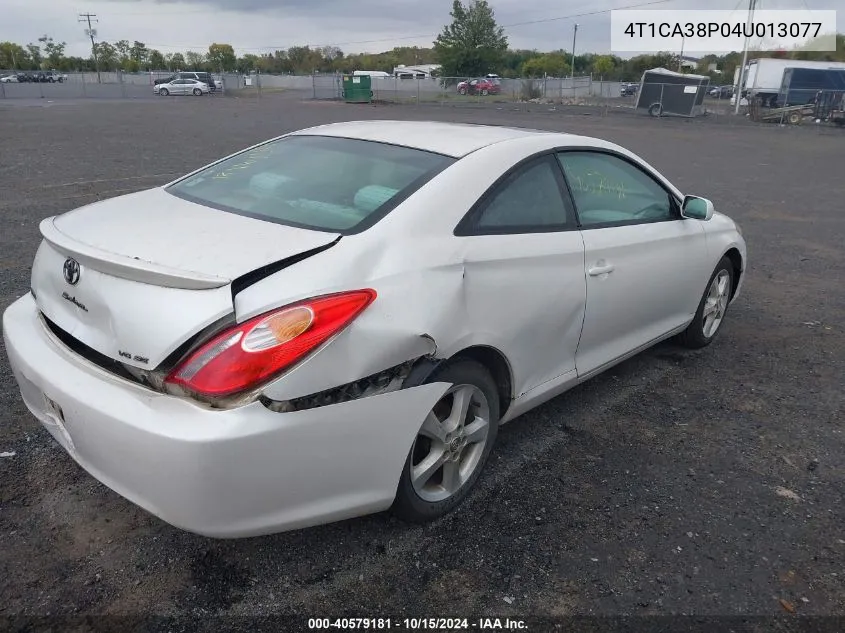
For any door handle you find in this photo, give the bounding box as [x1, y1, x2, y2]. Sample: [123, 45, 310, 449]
[588, 262, 615, 276]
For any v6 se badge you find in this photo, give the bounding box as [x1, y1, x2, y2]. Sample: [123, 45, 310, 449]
[119, 350, 150, 364]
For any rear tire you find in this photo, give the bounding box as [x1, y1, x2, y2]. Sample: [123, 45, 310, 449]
[392, 359, 500, 523]
[193, 88, 202, 96]
[676, 256, 735, 349]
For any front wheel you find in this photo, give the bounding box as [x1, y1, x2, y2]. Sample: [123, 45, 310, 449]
[676, 256, 735, 349]
[392, 359, 500, 523]
[159, 88, 169, 96]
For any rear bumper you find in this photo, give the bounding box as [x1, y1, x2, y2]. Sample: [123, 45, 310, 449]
[3, 293, 448, 538]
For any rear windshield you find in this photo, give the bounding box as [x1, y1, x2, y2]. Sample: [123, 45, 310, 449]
[165, 135, 454, 233]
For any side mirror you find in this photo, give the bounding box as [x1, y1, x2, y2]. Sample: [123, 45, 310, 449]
[681, 195, 714, 220]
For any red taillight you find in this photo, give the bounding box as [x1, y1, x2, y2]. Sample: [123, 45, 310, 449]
[165, 289, 377, 398]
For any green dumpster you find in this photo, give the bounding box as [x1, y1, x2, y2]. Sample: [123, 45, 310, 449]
[342, 74, 373, 103]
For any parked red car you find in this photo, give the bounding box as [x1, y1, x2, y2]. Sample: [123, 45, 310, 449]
[457, 77, 501, 96]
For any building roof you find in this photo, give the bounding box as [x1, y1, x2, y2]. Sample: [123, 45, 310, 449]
[289, 120, 558, 158]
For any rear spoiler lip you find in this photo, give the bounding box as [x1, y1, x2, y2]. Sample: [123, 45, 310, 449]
[40, 216, 231, 290]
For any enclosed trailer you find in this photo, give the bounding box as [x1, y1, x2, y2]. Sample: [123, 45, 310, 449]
[635, 68, 710, 117]
[777, 67, 845, 107]
[738, 58, 845, 107]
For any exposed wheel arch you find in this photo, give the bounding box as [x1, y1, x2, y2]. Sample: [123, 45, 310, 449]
[405, 345, 514, 417]
[723, 247, 743, 299]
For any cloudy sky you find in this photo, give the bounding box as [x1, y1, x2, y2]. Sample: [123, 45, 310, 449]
[1, 0, 842, 59]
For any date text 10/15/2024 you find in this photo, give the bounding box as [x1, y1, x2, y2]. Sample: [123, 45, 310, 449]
[308, 618, 527, 630]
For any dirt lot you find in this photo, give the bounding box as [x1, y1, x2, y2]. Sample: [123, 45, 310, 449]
[0, 95, 843, 631]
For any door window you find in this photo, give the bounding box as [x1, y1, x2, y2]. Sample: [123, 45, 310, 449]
[557, 151, 676, 227]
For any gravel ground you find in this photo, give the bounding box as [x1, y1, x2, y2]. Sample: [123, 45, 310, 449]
[0, 95, 843, 632]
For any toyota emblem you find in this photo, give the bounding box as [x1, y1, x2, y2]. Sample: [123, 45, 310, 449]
[63, 258, 81, 285]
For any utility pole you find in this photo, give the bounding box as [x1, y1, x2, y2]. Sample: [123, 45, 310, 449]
[79, 13, 101, 84]
[678, 37, 684, 72]
[734, 0, 757, 114]
[570, 23, 579, 80]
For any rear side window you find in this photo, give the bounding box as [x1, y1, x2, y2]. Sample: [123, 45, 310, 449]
[166, 135, 454, 233]
[473, 156, 573, 232]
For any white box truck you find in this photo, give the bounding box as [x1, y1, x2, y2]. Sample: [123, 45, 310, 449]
[735, 58, 845, 107]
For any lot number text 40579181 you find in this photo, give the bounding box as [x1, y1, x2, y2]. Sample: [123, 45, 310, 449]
[307, 618, 528, 630]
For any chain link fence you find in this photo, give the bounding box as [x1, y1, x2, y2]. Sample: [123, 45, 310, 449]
[746, 89, 845, 125]
[6, 69, 840, 127]
[625, 82, 845, 125]
[0, 69, 230, 99]
[308, 74, 626, 106]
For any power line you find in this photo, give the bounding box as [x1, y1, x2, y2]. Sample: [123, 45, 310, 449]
[79, 13, 101, 83]
[135, 0, 676, 53]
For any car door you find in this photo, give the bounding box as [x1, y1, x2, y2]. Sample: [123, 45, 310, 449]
[454, 154, 587, 398]
[177, 80, 192, 95]
[556, 149, 711, 379]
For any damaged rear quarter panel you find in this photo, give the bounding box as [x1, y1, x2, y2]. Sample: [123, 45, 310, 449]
[232, 136, 589, 405]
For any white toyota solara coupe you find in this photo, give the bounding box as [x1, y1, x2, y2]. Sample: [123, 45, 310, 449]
[3, 121, 746, 538]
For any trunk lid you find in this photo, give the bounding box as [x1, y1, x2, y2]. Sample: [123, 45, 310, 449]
[32, 188, 340, 370]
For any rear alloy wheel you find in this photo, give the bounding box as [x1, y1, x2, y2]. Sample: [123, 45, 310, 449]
[193, 88, 202, 96]
[676, 256, 734, 349]
[159, 88, 169, 96]
[392, 359, 500, 523]
[481, 88, 489, 96]
[459, 88, 467, 95]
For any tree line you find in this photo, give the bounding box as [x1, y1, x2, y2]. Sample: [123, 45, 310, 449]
[1, 0, 842, 82]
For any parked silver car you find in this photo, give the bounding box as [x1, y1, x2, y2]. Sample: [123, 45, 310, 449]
[154, 78, 209, 96]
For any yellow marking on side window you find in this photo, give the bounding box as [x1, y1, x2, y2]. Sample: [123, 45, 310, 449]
[570, 171, 627, 199]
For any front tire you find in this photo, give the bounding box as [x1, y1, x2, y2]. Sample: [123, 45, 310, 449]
[159, 88, 169, 96]
[676, 256, 734, 349]
[392, 359, 500, 523]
